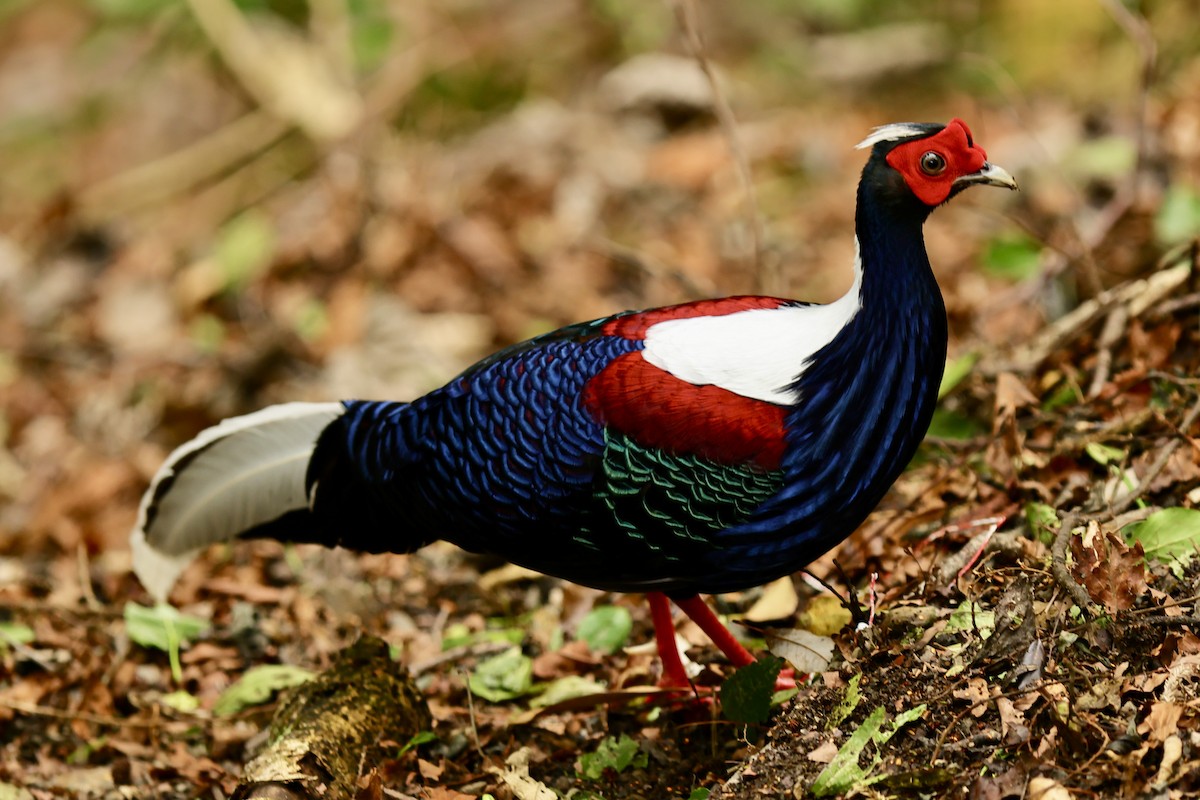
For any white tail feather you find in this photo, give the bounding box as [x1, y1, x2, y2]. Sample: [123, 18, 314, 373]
[131, 402, 344, 601]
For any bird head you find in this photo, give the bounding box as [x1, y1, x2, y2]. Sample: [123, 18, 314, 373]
[856, 118, 1017, 210]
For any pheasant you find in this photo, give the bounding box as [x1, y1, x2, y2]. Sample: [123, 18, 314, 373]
[132, 119, 1016, 688]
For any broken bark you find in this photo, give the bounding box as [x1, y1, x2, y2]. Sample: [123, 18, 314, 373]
[232, 636, 431, 800]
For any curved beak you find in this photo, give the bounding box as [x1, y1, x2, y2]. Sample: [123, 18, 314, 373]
[954, 162, 1018, 191]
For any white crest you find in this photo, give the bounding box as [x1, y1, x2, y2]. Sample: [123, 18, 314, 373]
[855, 123, 930, 150]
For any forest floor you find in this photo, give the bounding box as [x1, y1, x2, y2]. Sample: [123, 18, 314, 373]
[3, 2, 1200, 798]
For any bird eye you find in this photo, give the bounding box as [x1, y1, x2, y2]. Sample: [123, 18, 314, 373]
[920, 151, 946, 176]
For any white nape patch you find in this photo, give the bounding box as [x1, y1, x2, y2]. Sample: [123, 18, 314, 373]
[642, 243, 864, 405]
[131, 401, 344, 601]
[855, 123, 929, 150]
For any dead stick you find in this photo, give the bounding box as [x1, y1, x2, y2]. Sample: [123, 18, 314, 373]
[1050, 513, 1094, 611]
[1086, 304, 1127, 398]
[671, 0, 769, 292]
[1104, 391, 1200, 518]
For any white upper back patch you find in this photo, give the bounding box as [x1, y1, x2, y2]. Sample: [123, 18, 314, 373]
[641, 243, 864, 405]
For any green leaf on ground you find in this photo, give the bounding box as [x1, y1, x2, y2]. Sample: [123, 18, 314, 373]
[938, 351, 979, 399]
[1085, 442, 1126, 466]
[124, 602, 209, 684]
[721, 654, 785, 724]
[531, 675, 607, 708]
[1026, 502, 1059, 545]
[0, 780, 34, 800]
[1064, 135, 1136, 181]
[160, 690, 199, 713]
[1124, 507, 1200, 571]
[579, 734, 647, 780]
[828, 672, 862, 729]
[397, 731, 438, 757]
[468, 646, 534, 703]
[441, 622, 524, 650]
[577, 605, 633, 654]
[813, 706, 887, 796]
[925, 408, 985, 440]
[1042, 381, 1081, 411]
[214, 664, 314, 717]
[945, 602, 995, 639]
[214, 210, 275, 293]
[812, 703, 927, 797]
[982, 235, 1041, 281]
[0, 622, 34, 650]
[1156, 185, 1200, 244]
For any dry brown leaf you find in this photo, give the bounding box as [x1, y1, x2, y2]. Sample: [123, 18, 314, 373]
[996, 696, 1029, 744]
[994, 372, 1038, 422]
[953, 677, 991, 717]
[1069, 520, 1148, 611]
[1138, 701, 1184, 743]
[970, 766, 1026, 800]
[988, 372, 1039, 482]
[425, 788, 475, 800]
[1027, 776, 1071, 800]
[741, 576, 799, 622]
[806, 740, 839, 763]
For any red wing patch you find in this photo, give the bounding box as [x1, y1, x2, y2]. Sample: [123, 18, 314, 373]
[602, 296, 788, 340]
[583, 352, 787, 471]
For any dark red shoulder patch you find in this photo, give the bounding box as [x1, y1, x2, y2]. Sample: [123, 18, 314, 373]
[582, 352, 787, 471]
[601, 296, 788, 340]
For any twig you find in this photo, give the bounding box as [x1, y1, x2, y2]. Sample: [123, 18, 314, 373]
[1050, 513, 1095, 611]
[670, 0, 769, 292]
[460, 668, 487, 760]
[931, 678, 1052, 762]
[589, 236, 714, 298]
[76, 111, 290, 223]
[1096, 0, 1156, 197]
[77, 544, 101, 611]
[1127, 592, 1200, 615]
[409, 640, 514, 675]
[1151, 291, 1200, 319]
[78, 11, 466, 224]
[0, 699, 185, 730]
[1104, 391, 1200, 517]
[309, 0, 354, 86]
[186, 0, 363, 142]
[1086, 304, 1127, 398]
[0, 599, 123, 619]
[1139, 616, 1200, 629]
[988, 261, 1191, 375]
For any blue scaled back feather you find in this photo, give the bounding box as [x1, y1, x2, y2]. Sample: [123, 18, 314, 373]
[131, 119, 1016, 686]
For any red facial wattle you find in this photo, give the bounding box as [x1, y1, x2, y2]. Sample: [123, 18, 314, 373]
[885, 118, 988, 206]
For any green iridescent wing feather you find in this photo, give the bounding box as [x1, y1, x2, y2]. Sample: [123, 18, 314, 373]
[592, 430, 783, 560]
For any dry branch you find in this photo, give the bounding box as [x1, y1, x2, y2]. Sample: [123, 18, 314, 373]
[671, 0, 769, 293]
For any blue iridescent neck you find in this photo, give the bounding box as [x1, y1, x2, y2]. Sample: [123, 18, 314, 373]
[711, 175, 948, 588]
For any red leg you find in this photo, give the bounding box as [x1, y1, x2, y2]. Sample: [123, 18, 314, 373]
[676, 595, 797, 690]
[647, 591, 691, 688]
[675, 595, 754, 667]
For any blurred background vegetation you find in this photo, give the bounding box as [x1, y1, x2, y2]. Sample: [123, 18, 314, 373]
[0, 0, 1199, 556]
